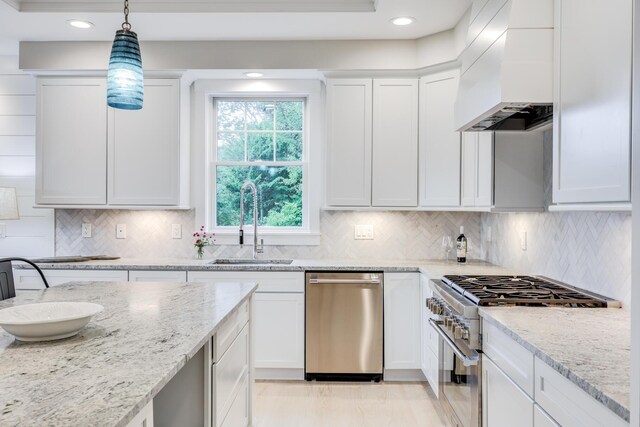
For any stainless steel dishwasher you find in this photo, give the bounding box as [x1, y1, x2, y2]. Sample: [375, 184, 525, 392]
[305, 272, 383, 381]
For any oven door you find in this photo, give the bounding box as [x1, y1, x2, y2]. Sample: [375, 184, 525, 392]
[429, 319, 481, 427]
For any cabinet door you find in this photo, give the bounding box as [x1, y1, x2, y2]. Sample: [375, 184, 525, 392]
[418, 73, 460, 206]
[126, 400, 154, 427]
[419, 73, 461, 207]
[482, 355, 534, 427]
[36, 78, 107, 205]
[325, 79, 372, 206]
[384, 272, 421, 369]
[461, 132, 477, 207]
[372, 79, 419, 207]
[553, 0, 632, 203]
[475, 132, 493, 206]
[254, 293, 304, 369]
[108, 79, 180, 205]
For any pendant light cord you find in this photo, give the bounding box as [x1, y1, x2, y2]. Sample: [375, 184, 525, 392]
[122, 0, 131, 31]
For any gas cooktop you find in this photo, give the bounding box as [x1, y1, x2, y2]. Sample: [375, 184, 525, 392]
[441, 275, 615, 307]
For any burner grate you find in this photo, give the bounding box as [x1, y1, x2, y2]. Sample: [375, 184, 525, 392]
[441, 275, 608, 307]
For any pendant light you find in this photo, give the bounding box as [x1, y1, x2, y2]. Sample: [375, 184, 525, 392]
[107, 0, 144, 110]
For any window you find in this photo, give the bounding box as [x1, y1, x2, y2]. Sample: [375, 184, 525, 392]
[213, 99, 305, 229]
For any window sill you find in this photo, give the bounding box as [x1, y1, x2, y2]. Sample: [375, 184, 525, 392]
[211, 230, 321, 246]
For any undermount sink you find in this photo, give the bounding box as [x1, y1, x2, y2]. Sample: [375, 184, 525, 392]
[209, 258, 294, 265]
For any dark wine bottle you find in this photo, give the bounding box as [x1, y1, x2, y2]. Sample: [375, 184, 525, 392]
[456, 226, 467, 263]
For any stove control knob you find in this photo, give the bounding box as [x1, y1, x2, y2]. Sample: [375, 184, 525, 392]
[454, 324, 463, 340]
[445, 316, 454, 329]
[462, 329, 470, 341]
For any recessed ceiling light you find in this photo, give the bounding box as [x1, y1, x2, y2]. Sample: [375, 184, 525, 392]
[390, 17, 415, 26]
[244, 72, 264, 78]
[67, 20, 94, 29]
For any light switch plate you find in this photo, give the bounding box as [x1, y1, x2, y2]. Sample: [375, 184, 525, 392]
[354, 224, 374, 240]
[171, 224, 182, 239]
[82, 223, 92, 238]
[116, 224, 127, 239]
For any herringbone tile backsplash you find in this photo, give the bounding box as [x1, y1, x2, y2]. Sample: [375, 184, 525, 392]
[55, 210, 482, 261]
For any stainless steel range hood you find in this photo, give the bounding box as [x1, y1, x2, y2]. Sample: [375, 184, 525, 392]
[454, 0, 554, 132]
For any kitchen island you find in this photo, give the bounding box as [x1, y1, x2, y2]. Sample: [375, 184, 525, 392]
[0, 280, 257, 426]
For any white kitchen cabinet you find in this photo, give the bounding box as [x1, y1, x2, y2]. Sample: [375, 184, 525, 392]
[420, 273, 439, 396]
[325, 79, 372, 207]
[419, 71, 461, 207]
[254, 293, 304, 370]
[552, 0, 632, 205]
[13, 268, 128, 290]
[384, 272, 421, 374]
[36, 78, 107, 205]
[35, 77, 184, 208]
[128, 270, 187, 282]
[461, 132, 493, 208]
[213, 323, 249, 427]
[534, 357, 628, 427]
[534, 404, 560, 427]
[188, 271, 304, 380]
[108, 79, 180, 206]
[372, 79, 419, 207]
[482, 355, 534, 427]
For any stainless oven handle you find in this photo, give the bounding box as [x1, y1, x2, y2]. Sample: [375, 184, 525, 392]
[308, 279, 381, 285]
[429, 319, 480, 367]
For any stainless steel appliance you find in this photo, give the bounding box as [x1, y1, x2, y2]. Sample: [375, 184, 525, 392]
[426, 275, 618, 427]
[305, 272, 383, 381]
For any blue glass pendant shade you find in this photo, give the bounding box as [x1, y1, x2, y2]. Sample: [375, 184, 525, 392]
[107, 29, 144, 110]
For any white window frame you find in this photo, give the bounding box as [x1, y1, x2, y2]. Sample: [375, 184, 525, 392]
[192, 80, 323, 246]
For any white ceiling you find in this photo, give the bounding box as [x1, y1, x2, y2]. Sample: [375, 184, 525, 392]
[0, 0, 471, 55]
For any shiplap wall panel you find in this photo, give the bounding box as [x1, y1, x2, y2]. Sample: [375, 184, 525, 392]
[0, 75, 37, 95]
[0, 116, 35, 135]
[0, 136, 36, 155]
[0, 55, 54, 258]
[0, 95, 36, 115]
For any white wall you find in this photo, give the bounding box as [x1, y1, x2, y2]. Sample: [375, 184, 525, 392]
[0, 55, 54, 257]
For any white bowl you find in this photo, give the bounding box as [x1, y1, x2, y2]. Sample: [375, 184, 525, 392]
[0, 302, 103, 342]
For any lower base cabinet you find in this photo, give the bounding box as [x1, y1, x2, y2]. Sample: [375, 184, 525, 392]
[535, 404, 560, 427]
[126, 400, 154, 427]
[482, 355, 533, 427]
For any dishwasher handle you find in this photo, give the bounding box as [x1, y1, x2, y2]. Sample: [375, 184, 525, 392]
[308, 278, 382, 285]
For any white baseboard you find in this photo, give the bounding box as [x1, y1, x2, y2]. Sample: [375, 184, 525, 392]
[255, 368, 304, 381]
[384, 369, 427, 382]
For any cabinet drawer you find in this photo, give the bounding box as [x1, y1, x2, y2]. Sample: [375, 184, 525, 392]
[213, 323, 249, 426]
[13, 268, 128, 290]
[534, 357, 627, 427]
[213, 301, 249, 362]
[483, 321, 534, 397]
[188, 271, 303, 293]
[483, 355, 533, 427]
[220, 373, 249, 427]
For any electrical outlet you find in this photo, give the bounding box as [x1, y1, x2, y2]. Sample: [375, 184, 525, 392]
[116, 224, 127, 239]
[354, 224, 374, 240]
[0, 223, 5, 239]
[82, 223, 92, 238]
[520, 230, 527, 251]
[171, 224, 182, 239]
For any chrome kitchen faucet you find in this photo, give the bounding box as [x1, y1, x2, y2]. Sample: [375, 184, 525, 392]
[239, 181, 264, 259]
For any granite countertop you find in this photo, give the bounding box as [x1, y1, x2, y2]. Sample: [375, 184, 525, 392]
[480, 307, 630, 421]
[15, 257, 512, 277]
[0, 281, 257, 427]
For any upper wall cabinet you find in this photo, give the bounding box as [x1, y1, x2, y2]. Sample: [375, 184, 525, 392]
[325, 78, 418, 208]
[461, 132, 493, 208]
[552, 0, 632, 206]
[419, 71, 461, 207]
[371, 79, 419, 207]
[108, 80, 180, 205]
[36, 77, 184, 208]
[36, 79, 108, 205]
[325, 79, 372, 207]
